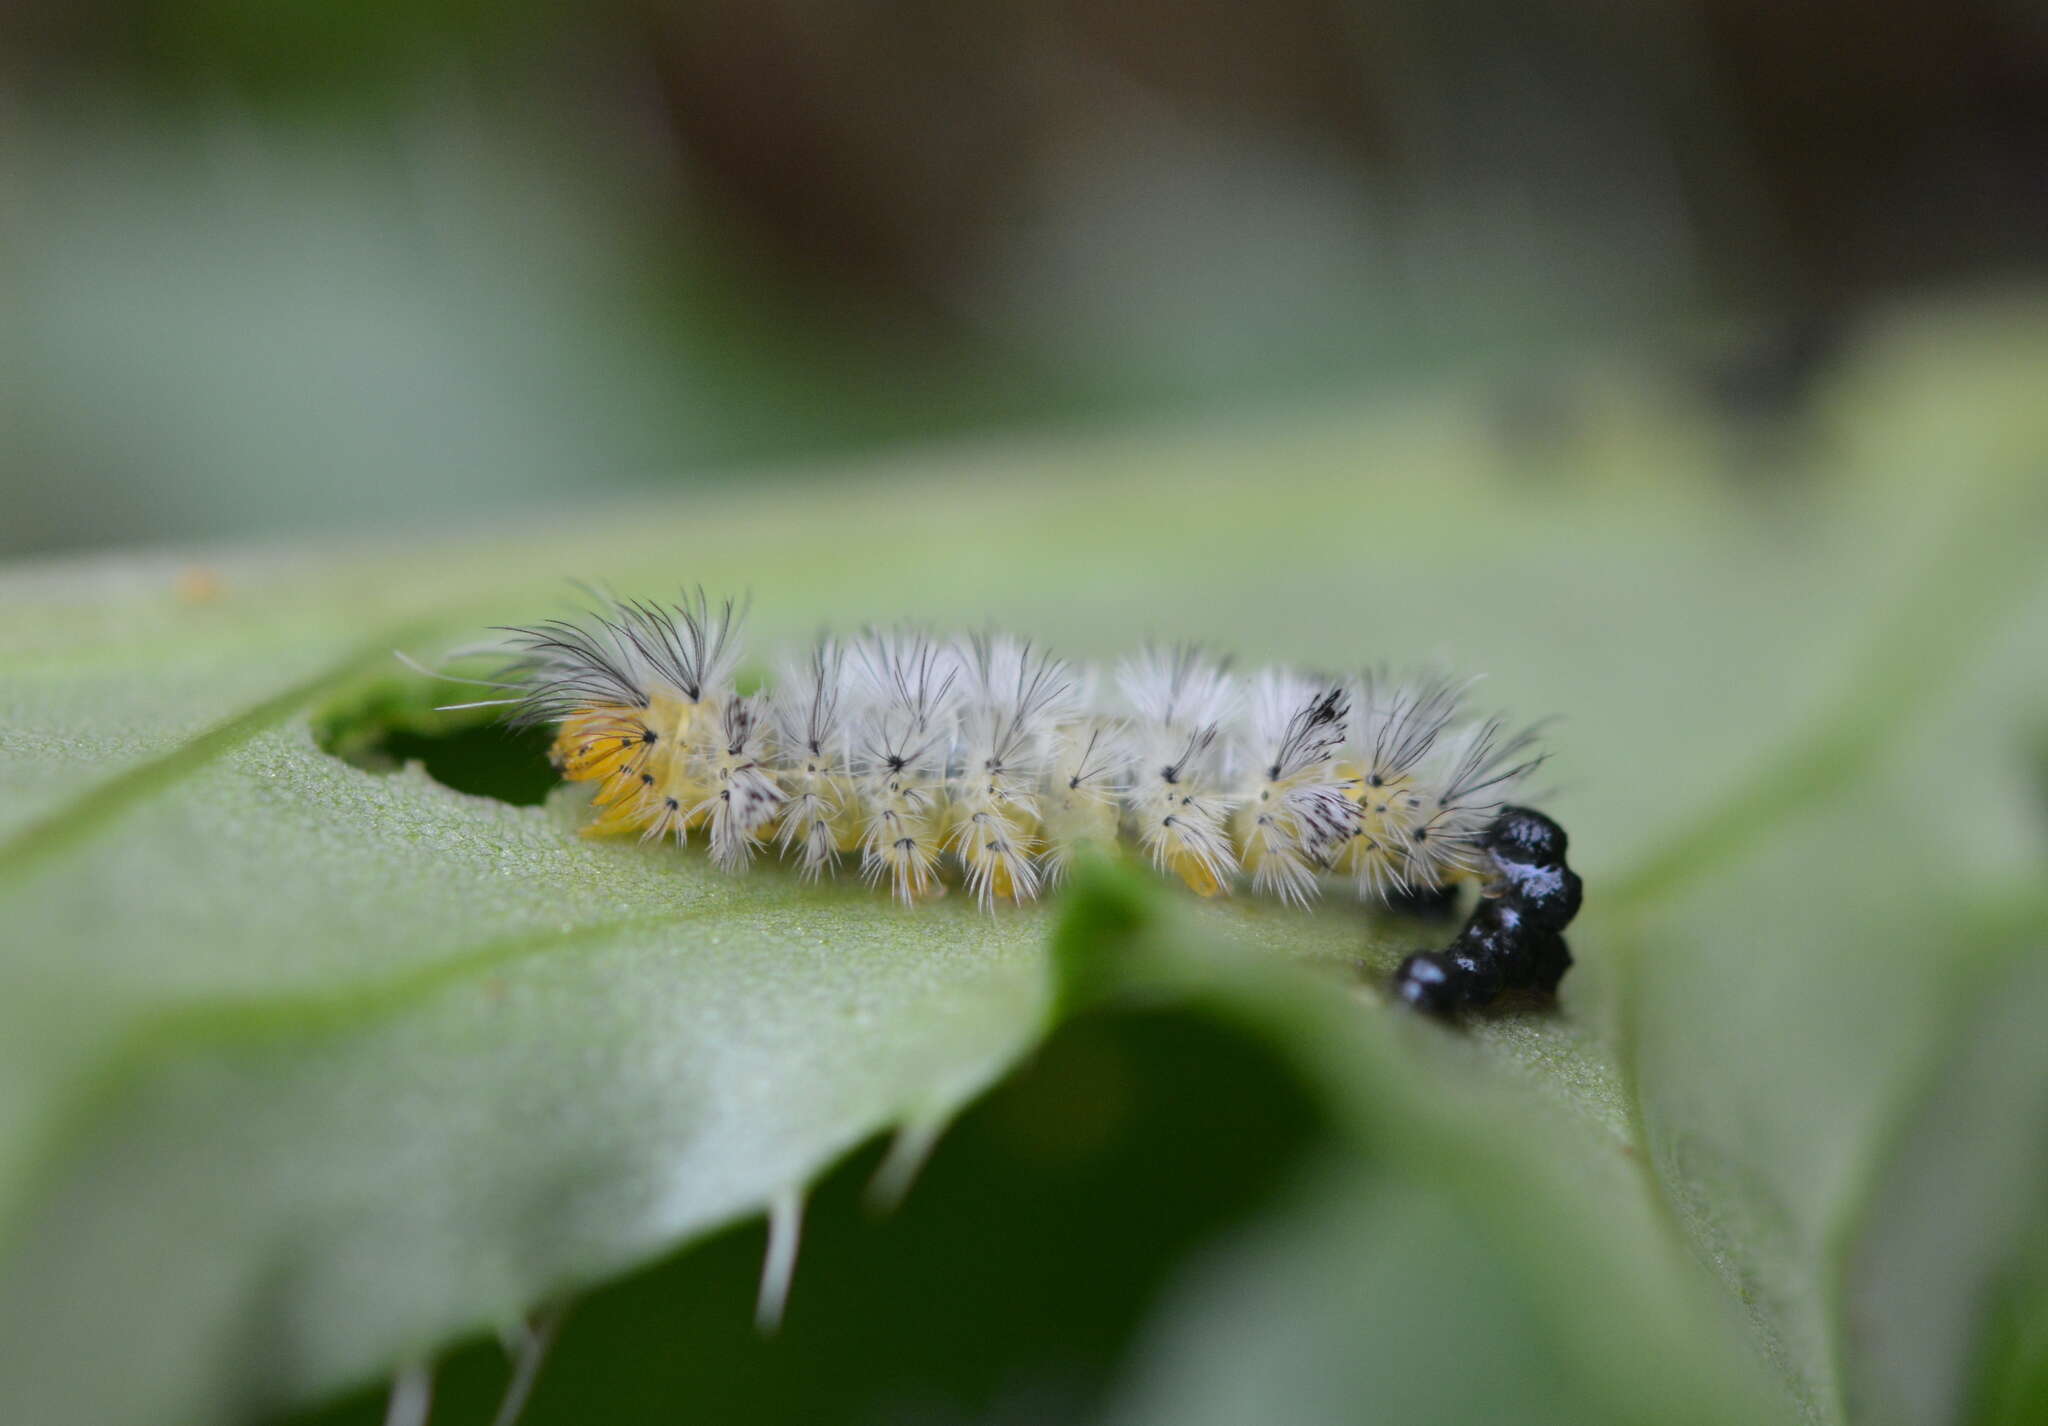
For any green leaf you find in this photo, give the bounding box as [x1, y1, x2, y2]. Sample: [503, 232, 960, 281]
[1059, 863, 1793, 1426]
[5, 297, 2048, 1426]
[0, 712, 1058, 1421]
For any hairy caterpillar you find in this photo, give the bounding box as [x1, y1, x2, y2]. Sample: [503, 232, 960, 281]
[428, 590, 1583, 1015]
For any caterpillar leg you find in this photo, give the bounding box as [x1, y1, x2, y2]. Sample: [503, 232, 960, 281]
[1393, 805, 1583, 1017]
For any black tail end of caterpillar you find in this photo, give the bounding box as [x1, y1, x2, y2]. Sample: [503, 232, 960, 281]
[1392, 805, 1583, 1017]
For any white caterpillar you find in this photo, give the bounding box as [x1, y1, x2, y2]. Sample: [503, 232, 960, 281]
[432, 590, 1548, 914]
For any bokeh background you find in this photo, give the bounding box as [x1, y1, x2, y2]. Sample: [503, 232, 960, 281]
[7, 0, 2047, 557]
[7, 10, 2048, 1426]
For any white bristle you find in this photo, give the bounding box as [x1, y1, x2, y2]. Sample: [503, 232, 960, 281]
[451, 593, 1551, 913]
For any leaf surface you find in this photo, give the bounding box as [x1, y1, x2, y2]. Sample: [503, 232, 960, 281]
[3, 298, 2046, 1425]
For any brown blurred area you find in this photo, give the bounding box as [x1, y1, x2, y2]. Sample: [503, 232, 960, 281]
[14, 0, 2030, 314]
[645, 0, 2048, 312]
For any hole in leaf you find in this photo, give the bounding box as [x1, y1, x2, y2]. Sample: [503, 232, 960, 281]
[315, 677, 557, 807]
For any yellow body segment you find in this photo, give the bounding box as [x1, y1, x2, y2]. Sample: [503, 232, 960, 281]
[1232, 780, 1317, 878]
[1041, 789, 1118, 865]
[989, 858, 1017, 902]
[774, 769, 866, 853]
[1168, 848, 1226, 897]
[1129, 779, 1234, 899]
[550, 706, 646, 782]
[867, 778, 948, 902]
[1331, 760, 1419, 883]
[827, 777, 867, 852]
[949, 787, 1040, 906]
[556, 694, 707, 839]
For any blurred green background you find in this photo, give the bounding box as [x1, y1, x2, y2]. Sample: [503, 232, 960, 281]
[7, 0, 2046, 556]
[6, 8, 2048, 1426]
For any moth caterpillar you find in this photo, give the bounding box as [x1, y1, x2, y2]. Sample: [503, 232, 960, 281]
[429, 590, 1583, 1014]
